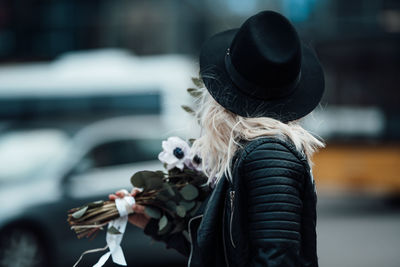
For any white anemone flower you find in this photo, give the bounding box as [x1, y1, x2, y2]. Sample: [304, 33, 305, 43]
[158, 136, 191, 170]
[186, 152, 203, 172]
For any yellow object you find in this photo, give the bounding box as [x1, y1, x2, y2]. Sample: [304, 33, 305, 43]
[312, 144, 400, 194]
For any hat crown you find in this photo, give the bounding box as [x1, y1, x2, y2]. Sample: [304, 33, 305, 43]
[199, 10, 324, 122]
[229, 11, 302, 99]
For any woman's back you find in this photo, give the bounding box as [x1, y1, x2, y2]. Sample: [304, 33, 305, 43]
[187, 137, 318, 267]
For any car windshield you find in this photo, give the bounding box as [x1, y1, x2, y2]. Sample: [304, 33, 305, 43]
[0, 129, 70, 183]
[71, 137, 164, 176]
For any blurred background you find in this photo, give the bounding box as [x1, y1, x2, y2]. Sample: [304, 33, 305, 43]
[0, 0, 399, 266]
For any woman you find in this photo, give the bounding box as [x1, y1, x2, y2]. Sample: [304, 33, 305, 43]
[111, 10, 324, 267]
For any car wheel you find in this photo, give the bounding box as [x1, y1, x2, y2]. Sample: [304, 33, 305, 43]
[0, 228, 48, 267]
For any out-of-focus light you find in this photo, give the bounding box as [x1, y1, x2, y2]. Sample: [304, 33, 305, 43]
[302, 106, 385, 139]
[282, 0, 317, 22]
[0, 130, 69, 182]
[378, 10, 400, 33]
[225, 0, 257, 16]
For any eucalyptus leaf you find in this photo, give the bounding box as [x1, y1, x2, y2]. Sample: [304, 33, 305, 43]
[190, 202, 202, 217]
[182, 168, 197, 175]
[187, 88, 202, 98]
[168, 167, 182, 176]
[166, 200, 177, 211]
[171, 221, 185, 234]
[163, 183, 176, 197]
[144, 206, 162, 219]
[180, 184, 199, 201]
[72, 206, 88, 219]
[158, 215, 168, 231]
[107, 226, 122, 235]
[176, 205, 186, 218]
[188, 138, 196, 146]
[130, 170, 164, 190]
[158, 221, 173, 235]
[180, 200, 196, 211]
[172, 187, 182, 202]
[187, 88, 197, 93]
[130, 171, 146, 188]
[146, 176, 164, 190]
[181, 105, 195, 115]
[155, 170, 165, 177]
[192, 77, 203, 88]
[157, 191, 171, 202]
[157, 185, 176, 202]
[88, 200, 104, 208]
[182, 230, 191, 242]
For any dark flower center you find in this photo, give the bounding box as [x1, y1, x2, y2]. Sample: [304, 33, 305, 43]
[173, 147, 185, 159]
[193, 155, 202, 164]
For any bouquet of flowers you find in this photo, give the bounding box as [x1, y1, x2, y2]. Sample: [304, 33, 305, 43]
[68, 78, 206, 266]
[67, 136, 209, 240]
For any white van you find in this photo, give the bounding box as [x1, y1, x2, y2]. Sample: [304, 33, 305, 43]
[0, 49, 199, 136]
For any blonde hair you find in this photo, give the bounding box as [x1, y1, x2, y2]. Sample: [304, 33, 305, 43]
[191, 84, 324, 185]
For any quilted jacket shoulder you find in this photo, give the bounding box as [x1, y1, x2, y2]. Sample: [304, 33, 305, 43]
[239, 136, 309, 170]
[241, 138, 308, 242]
[224, 136, 318, 266]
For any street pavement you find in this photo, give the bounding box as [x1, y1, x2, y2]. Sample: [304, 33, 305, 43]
[317, 194, 400, 267]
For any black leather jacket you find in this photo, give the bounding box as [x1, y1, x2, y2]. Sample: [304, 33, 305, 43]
[144, 137, 319, 267]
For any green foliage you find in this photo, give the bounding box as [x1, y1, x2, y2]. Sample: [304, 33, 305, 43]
[130, 171, 164, 190]
[176, 205, 186, 218]
[181, 105, 195, 115]
[128, 163, 210, 237]
[182, 230, 191, 242]
[107, 226, 122, 235]
[68, 138, 210, 241]
[191, 77, 203, 88]
[88, 200, 104, 208]
[187, 88, 202, 98]
[163, 183, 176, 197]
[180, 184, 199, 201]
[158, 215, 168, 231]
[180, 200, 196, 211]
[166, 200, 177, 211]
[145, 206, 162, 219]
[188, 138, 196, 146]
[72, 206, 88, 219]
[189, 202, 202, 217]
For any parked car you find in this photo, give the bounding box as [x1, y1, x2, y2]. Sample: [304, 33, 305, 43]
[0, 116, 187, 267]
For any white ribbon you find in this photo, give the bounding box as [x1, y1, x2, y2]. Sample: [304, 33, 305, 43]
[93, 195, 135, 267]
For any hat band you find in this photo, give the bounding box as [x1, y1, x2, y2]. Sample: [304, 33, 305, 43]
[224, 50, 301, 100]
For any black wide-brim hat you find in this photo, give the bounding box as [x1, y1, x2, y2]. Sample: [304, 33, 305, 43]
[199, 10, 324, 122]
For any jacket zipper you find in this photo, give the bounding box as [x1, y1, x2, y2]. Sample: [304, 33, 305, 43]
[222, 194, 230, 267]
[223, 190, 237, 267]
[187, 214, 203, 267]
[229, 190, 236, 248]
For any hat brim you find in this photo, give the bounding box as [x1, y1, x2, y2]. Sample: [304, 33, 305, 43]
[199, 29, 325, 122]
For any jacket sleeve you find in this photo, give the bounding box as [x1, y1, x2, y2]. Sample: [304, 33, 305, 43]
[144, 218, 191, 257]
[242, 141, 306, 267]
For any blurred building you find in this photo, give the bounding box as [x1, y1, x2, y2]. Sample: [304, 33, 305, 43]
[0, 0, 208, 59]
